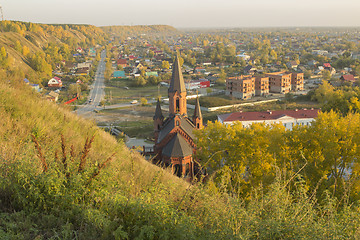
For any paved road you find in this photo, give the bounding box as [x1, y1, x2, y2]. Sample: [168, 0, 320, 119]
[76, 50, 106, 115]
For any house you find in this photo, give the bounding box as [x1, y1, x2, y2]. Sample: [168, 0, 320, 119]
[113, 70, 126, 78]
[237, 54, 250, 61]
[77, 62, 92, 69]
[185, 79, 210, 90]
[135, 63, 145, 70]
[30, 84, 40, 92]
[218, 109, 320, 130]
[287, 61, 298, 69]
[340, 74, 356, 82]
[48, 77, 62, 88]
[202, 61, 212, 66]
[323, 63, 332, 70]
[244, 65, 257, 74]
[46, 91, 59, 102]
[117, 59, 128, 68]
[194, 67, 206, 74]
[145, 71, 158, 77]
[307, 60, 318, 67]
[76, 47, 83, 54]
[153, 55, 203, 180]
[88, 48, 96, 57]
[75, 67, 89, 76]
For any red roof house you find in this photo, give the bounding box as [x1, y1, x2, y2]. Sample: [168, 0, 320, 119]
[340, 74, 356, 82]
[48, 77, 62, 88]
[218, 109, 320, 130]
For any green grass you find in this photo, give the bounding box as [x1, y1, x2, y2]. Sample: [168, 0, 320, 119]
[105, 78, 168, 104]
[116, 120, 154, 139]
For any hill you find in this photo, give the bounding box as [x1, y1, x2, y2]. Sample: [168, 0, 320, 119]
[101, 25, 179, 37]
[0, 21, 108, 85]
[1, 77, 360, 239]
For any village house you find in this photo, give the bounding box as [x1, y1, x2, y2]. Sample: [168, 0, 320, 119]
[218, 109, 320, 130]
[153, 55, 203, 180]
[117, 59, 128, 68]
[113, 70, 126, 78]
[48, 77, 62, 88]
[244, 65, 257, 74]
[185, 79, 210, 90]
[75, 67, 89, 76]
[46, 91, 59, 102]
[340, 74, 356, 83]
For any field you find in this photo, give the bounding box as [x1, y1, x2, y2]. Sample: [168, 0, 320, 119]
[105, 78, 169, 104]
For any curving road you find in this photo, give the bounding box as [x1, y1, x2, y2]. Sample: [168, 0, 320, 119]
[76, 50, 106, 116]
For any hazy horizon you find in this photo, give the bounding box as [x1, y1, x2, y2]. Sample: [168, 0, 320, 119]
[2, 0, 360, 28]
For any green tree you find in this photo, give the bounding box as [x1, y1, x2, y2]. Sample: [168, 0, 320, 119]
[322, 70, 331, 81]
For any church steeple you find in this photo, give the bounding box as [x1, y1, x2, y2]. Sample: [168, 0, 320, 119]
[192, 97, 203, 129]
[154, 98, 164, 120]
[169, 54, 186, 93]
[153, 98, 164, 142]
[168, 54, 187, 116]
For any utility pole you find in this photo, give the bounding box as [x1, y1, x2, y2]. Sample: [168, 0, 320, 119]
[0, 5, 4, 21]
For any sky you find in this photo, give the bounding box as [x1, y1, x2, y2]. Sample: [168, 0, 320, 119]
[2, 0, 360, 28]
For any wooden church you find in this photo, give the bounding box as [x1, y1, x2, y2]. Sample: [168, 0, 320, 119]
[153, 55, 203, 180]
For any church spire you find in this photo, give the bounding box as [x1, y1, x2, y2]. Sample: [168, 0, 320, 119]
[192, 97, 203, 129]
[168, 54, 186, 93]
[153, 98, 164, 143]
[168, 53, 187, 116]
[154, 98, 164, 120]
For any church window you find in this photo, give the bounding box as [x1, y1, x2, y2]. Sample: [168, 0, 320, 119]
[176, 98, 180, 112]
[176, 120, 180, 126]
[197, 123, 199, 128]
[185, 163, 190, 176]
[174, 164, 182, 177]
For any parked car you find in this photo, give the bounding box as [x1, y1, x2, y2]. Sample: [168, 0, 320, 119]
[131, 100, 138, 104]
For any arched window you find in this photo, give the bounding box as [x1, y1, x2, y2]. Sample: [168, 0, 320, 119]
[197, 123, 199, 128]
[185, 163, 190, 176]
[174, 164, 182, 177]
[176, 98, 180, 112]
[158, 124, 160, 130]
[176, 120, 180, 126]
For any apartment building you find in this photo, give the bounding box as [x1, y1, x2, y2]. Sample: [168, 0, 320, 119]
[291, 72, 304, 91]
[265, 71, 292, 94]
[255, 76, 269, 96]
[226, 75, 255, 100]
[226, 71, 303, 99]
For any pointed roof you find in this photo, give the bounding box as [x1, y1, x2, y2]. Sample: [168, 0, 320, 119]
[154, 99, 164, 120]
[162, 133, 193, 158]
[168, 54, 186, 93]
[193, 97, 202, 120]
[157, 116, 195, 144]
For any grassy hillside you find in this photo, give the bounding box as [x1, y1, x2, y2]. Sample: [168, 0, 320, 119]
[0, 21, 108, 85]
[1, 80, 360, 239]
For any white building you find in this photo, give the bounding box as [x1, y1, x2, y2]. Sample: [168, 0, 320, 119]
[218, 109, 320, 130]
